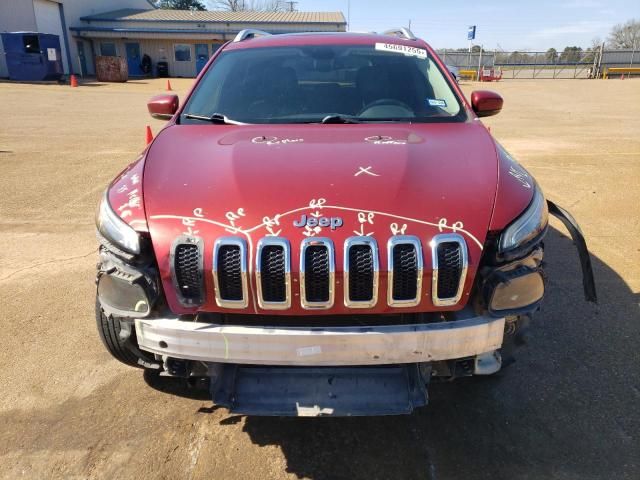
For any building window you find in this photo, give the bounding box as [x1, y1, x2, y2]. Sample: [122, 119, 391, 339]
[100, 42, 117, 57]
[174, 44, 192, 62]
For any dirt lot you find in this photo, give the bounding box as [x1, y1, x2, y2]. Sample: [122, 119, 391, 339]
[0, 77, 638, 480]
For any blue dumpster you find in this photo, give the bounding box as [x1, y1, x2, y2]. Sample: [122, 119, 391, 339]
[1, 32, 63, 81]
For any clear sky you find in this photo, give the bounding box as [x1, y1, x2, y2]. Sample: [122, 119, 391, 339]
[295, 0, 640, 51]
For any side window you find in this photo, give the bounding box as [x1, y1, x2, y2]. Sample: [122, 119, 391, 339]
[174, 44, 192, 62]
[425, 58, 460, 116]
[100, 42, 117, 57]
[184, 52, 237, 115]
[23, 35, 40, 54]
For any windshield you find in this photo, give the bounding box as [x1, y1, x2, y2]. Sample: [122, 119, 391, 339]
[181, 43, 466, 124]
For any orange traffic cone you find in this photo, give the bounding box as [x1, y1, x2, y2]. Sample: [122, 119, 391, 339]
[166, 79, 172, 91]
[70, 74, 78, 87]
[145, 126, 154, 145]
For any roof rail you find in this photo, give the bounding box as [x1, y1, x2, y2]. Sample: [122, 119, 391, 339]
[382, 28, 417, 41]
[233, 29, 272, 43]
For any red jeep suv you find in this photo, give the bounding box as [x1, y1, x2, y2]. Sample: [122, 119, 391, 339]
[95, 28, 596, 416]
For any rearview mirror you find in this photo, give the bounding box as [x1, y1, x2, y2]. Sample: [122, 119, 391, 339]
[471, 90, 503, 117]
[147, 94, 179, 120]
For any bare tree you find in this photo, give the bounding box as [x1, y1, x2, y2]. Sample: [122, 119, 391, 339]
[607, 19, 640, 49]
[154, 0, 206, 9]
[581, 37, 602, 63]
[209, 0, 287, 11]
[210, 0, 241, 10]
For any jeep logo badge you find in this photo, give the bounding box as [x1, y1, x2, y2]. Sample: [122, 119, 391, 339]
[293, 214, 343, 230]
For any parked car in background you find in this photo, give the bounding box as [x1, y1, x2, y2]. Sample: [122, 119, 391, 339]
[95, 28, 596, 416]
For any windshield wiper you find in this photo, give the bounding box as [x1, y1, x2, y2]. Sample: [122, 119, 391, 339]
[320, 115, 362, 124]
[356, 117, 412, 123]
[183, 112, 247, 125]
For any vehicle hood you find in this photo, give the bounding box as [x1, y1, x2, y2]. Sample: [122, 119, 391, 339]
[143, 122, 500, 315]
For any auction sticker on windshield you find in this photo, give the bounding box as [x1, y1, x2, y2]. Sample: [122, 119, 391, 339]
[375, 42, 427, 58]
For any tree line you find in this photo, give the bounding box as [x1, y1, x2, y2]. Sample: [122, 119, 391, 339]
[445, 19, 639, 65]
[151, 0, 293, 11]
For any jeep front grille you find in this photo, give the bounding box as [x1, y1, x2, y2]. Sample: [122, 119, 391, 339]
[431, 234, 468, 306]
[344, 237, 379, 308]
[171, 236, 204, 306]
[387, 236, 423, 307]
[170, 234, 469, 310]
[300, 238, 335, 309]
[213, 237, 248, 308]
[256, 237, 291, 310]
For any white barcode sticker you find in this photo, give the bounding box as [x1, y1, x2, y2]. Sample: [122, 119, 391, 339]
[296, 345, 322, 357]
[428, 98, 447, 107]
[375, 42, 427, 59]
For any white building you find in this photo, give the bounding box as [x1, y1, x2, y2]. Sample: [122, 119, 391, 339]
[0, 1, 346, 79]
[71, 9, 346, 78]
[0, 0, 154, 78]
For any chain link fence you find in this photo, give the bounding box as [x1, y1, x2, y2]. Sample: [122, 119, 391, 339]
[437, 47, 639, 79]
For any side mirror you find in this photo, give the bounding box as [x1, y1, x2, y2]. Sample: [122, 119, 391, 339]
[147, 94, 179, 120]
[471, 90, 503, 117]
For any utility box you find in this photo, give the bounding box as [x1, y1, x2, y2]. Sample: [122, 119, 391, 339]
[156, 61, 169, 78]
[0, 32, 63, 81]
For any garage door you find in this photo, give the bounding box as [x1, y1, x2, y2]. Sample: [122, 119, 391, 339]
[33, 0, 68, 73]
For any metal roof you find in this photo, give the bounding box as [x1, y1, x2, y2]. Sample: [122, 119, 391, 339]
[69, 26, 330, 36]
[80, 9, 346, 25]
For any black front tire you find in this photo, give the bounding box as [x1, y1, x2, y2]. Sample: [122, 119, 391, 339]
[95, 297, 147, 368]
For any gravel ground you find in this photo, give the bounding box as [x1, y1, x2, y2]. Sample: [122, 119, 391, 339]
[0, 77, 638, 480]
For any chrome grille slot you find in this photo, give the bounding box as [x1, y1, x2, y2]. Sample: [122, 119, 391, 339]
[260, 247, 286, 301]
[431, 234, 468, 306]
[170, 236, 204, 306]
[387, 236, 423, 307]
[213, 237, 248, 308]
[218, 246, 242, 298]
[305, 248, 329, 301]
[437, 244, 462, 297]
[344, 237, 379, 308]
[300, 238, 334, 309]
[393, 245, 418, 299]
[256, 237, 291, 310]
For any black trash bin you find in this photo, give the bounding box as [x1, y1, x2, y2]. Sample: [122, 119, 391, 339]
[156, 61, 169, 78]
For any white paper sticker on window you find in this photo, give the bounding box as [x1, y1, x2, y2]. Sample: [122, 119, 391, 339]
[375, 42, 427, 59]
[296, 345, 322, 357]
[427, 98, 447, 107]
[47, 48, 57, 61]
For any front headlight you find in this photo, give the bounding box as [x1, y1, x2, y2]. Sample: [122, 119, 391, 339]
[96, 190, 141, 255]
[483, 248, 545, 317]
[499, 186, 548, 254]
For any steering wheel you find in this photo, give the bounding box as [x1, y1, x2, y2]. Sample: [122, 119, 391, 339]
[358, 98, 413, 117]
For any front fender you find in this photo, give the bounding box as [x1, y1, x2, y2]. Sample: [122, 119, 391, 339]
[547, 200, 597, 303]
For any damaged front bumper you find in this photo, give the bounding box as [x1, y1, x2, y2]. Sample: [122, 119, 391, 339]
[136, 315, 505, 416]
[135, 315, 505, 366]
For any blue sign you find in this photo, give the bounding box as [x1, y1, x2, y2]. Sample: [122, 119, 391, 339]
[467, 25, 476, 40]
